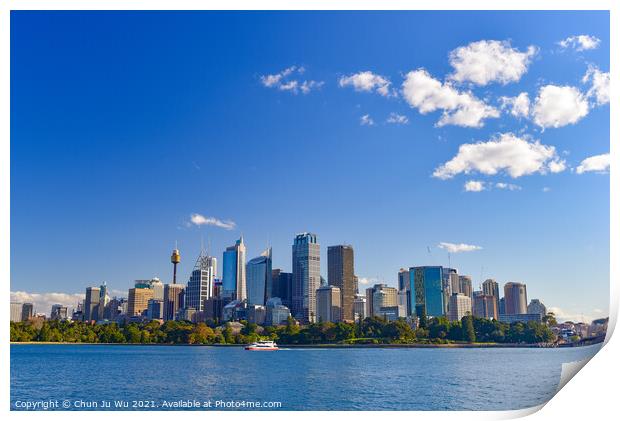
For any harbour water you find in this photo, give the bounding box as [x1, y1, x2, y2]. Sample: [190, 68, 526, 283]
[10, 343, 602, 411]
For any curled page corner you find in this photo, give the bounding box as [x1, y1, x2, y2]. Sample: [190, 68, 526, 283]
[557, 354, 596, 393]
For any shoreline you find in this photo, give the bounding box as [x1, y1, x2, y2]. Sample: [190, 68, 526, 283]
[10, 341, 599, 349]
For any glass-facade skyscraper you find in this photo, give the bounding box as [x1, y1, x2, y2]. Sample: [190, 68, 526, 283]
[292, 232, 320, 323]
[246, 248, 272, 306]
[222, 236, 246, 301]
[410, 266, 444, 318]
[185, 251, 217, 311]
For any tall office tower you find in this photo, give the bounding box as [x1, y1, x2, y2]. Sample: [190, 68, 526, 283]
[84, 287, 101, 322]
[185, 250, 217, 312]
[499, 297, 506, 316]
[104, 297, 123, 321]
[149, 278, 164, 300]
[472, 291, 498, 319]
[365, 284, 398, 317]
[327, 245, 356, 322]
[292, 232, 320, 323]
[409, 266, 444, 318]
[246, 248, 272, 306]
[353, 295, 367, 321]
[97, 282, 110, 320]
[164, 283, 185, 321]
[222, 236, 246, 301]
[147, 299, 164, 320]
[10, 302, 23, 322]
[398, 269, 412, 316]
[271, 269, 293, 308]
[316, 285, 342, 323]
[527, 299, 547, 318]
[21, 302, 34, 321]
[171, 247, 181, 284]
[459, 275, 473, 298]
[127, 285, 154, 317]
[448, 293, 472, 322]
[51, 304, 68, 320]
[504, 282, 528, 315]
[441, 268, 457, 314]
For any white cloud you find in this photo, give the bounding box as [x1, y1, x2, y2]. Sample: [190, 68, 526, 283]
[260, 66, 323, 94]
[532, 85, 589, 129]
[438, 242, 482, 253]
[449, 40, 537, 86]
[542, 187, 551, 193]
[495, 182, 522, 191]
[339, 71, 394, 97]
[401, 69, 499, 128]
[433, 133, 566, 179]
[190, 213, 236, 230]
[500, 92, 530, 118]
[558, 35, 601, 51]
[360, 114, 375, 126]
[357, 277, 373, 286]
[464, 180, 486, 192]
[11, 291, 84, 317]
[386, 112, 409, 124]
[576, 153, 610, 174]
[548, 306, 594, 323]
[582, 65, 610, 106]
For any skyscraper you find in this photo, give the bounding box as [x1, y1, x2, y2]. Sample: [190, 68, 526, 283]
[51, 304, 68, 320]
[246, 248, 272, 306]
[398, 268, 412, 316]
[21, 302, 34, 321]
[97, 282, 110, 320]
[292, 232, 320, 323]
[482, 278, 500, 314]
[164, 283, 185, 321]
[410, 266, 444, 318]
[327, 245, 355, 322]
[504, 282, 528, 315]
[472, 291, 498, 319]
[84, 287, 100, 322]
[127, 285, 154, 317]
[222, 236, 246, 301]
[353, 295, 367, 321]
[459, 275, 473, 298]
[271, 269, 293, 308]
[365, 284, 397, 317]
[10, 302, 23, 322]
[316, 285, 342, 323]
[185, 250, 217, 311]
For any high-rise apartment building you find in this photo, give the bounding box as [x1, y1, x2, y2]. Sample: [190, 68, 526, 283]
[222, 237, 246, 301]
[472, 291, 498, 319]
[504, 282, 528, 315]
[327, 245, 355, 322]
[246, 248, 272, 306]
[459, 275, 473, 298]
[292, 233, 320, 323]
[316, 285, 342, 323]
[449, 293, 472, 322]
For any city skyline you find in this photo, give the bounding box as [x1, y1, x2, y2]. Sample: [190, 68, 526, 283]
[10, 11, 609, 323]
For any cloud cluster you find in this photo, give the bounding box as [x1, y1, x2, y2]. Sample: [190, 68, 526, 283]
[576, 153, 610, 174]
[464, 180, 522, 192]
[339, 71, 394, 97]
[190, 213, 236, 230]
[532, 85, 589, 129]
[583, 65, 610, 106]
[360, 114, 375, 126]
[500, 92, 530, 118]
[386, 112, 408, 124]
[433, 133, 566, 179]
[438, 242, 482, 253]
[260, 66, 324, 94]
[402, 69, 499, 128]
[558, 35, 601, 51]
[11, 291, 84, 317]
[449, 40, 537, 86]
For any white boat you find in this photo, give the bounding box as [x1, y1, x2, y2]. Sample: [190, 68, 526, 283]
[245, 340, 279, 351]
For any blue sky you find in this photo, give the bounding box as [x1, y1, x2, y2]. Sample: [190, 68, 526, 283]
[10, 11, 609, 321]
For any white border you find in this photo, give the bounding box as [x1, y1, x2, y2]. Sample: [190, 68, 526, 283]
[1, 1, 617, 420]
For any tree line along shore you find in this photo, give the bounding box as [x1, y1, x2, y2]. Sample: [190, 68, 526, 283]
[10, 315, 557, 346]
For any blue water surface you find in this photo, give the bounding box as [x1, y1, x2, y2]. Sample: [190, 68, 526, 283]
[10, 344, 601, 411]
